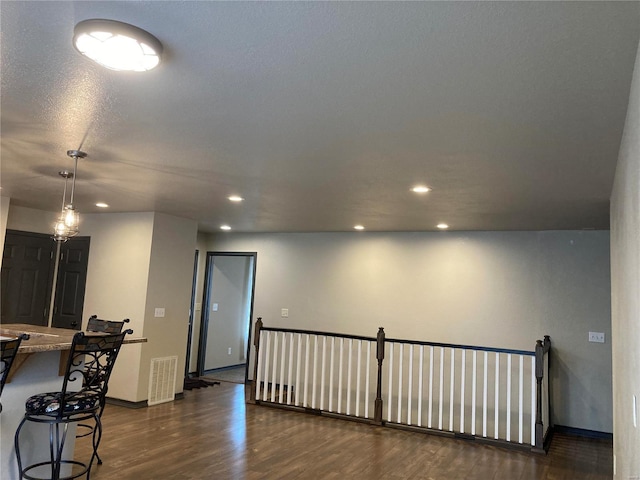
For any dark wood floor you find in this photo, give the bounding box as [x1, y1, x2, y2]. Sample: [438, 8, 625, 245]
[75, 382, 613, 479]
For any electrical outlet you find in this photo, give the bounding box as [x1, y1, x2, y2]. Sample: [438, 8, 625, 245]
[154, 307, 165, 318]
[281, 308, 289, 318]
[588, 331, 605, 343]
[212, 303, 219, 312]
[227, 347, 232, 355]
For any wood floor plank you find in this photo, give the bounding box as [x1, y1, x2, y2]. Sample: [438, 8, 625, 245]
[72, 383, 613, 479]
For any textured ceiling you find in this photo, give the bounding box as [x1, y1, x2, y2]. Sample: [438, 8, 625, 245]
[1, 1, 639, 233]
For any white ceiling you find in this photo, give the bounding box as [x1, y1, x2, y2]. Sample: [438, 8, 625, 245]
[2, 1, 639, 233]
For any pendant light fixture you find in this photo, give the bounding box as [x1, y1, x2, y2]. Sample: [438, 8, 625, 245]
[73, 19, 163, 72]
[53, 150, 86, 242]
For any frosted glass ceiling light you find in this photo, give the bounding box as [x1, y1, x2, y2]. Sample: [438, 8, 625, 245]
[73, 19, 162, 72]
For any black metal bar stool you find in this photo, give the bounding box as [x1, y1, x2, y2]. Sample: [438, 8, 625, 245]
[1, 333, 29, 413]
[77, 315, 130, 465]
[86, 315, 130, 334]
[14, 329, 132, 480]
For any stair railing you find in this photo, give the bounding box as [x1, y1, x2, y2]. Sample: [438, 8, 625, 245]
[250, 317, 551, 453]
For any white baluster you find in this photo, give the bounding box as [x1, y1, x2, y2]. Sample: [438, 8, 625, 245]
[271, 332, 279, 402]
[255, 331, 265, 401]
[449, 348, 455, 432]
[407, 345, 414, 425]
[365, 341, 371, 419]
[531, 356, 536, 446]
[398, 343, 404, 423]
[338, 338, 344, 413]
[506, 353, 512, 442]
[347, 339, 353, 416]
[320, 336, 327, 411]
[483, 351, 488, 438]
[519, 354, 524, 444]
[388, 343, 394, 421]
[460, 349, 466, 433]
[356, 340, 362, 418]
[279, 332, 287, 404]
[429, 346, 434, 429]
[287, 333, 294, 405]
[329, 337, 335, 412]
[263, 331, 271, 401]
[471, 350, 477, 436]
[494, 352, 500, 439]
[418, 345, 424, 427]
[438, 347, 444, 430]
[312, 335, 319, 409]
[295, 334, 302, 406]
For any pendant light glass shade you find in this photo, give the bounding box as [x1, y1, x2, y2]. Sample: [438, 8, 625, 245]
[53, 151, 86, 242]
[73, 19, 162, 72]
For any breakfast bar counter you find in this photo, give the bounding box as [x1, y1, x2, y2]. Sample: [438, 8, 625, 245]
[0, 323, 146, 479]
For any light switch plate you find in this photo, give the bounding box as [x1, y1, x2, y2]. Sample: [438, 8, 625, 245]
[281, 308, 289, 318]
[588, 331, 605, 343]
[154, 307, 165, 318]
[212, 303, 219, 311]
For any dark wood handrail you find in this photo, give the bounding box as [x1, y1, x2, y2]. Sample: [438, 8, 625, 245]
[260, 326, 376, 343]
[385, 337, 535, 356]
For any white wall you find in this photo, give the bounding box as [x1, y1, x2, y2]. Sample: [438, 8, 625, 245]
[138, 212, 197, 400]
[211, 230, 612, 432]
[81, 212, 154, 402]
[6, 205, 56, 234]
[610, 40, 640, 480]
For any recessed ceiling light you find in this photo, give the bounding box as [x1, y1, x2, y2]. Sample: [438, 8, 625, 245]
[95, 202, 109, 208]
[228, 195, 244, 202]
[220, 225, 231, 231]
[73, 19, 162, 72]
[436, 223, 449, 229]
[411, 185, 431, 194]
[354, 225, 365, 231]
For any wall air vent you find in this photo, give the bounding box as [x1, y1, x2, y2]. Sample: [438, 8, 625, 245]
[148, 356, 178, 406]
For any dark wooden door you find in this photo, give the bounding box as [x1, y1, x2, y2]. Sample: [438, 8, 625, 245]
[1, 230, 55, 326]
[52, 236, 90, 330]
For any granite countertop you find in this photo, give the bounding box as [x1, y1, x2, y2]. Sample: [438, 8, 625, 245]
[0, 323, 146, 353]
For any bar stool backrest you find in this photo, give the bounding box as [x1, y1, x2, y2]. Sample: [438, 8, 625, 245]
[0, 333, 28, 398]
[57, 330, 132, 420]
[86, 314, 130, 334]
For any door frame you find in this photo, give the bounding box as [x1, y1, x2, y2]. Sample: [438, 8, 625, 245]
[196, 251, 257, 382]
[184, 250, 199, 377]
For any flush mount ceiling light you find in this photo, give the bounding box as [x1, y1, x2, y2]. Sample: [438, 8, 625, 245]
[73, 19, 163, 72]
[354, 225, 365, 231]
[228, 195, 244, 202]
[436, 223, 449, 230]
[411, 185, 431, 194]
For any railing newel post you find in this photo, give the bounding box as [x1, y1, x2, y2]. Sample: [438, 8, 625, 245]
[249, 317, 263, 404]
[534, 337, 545, 452]
[373, 327, 385, 425]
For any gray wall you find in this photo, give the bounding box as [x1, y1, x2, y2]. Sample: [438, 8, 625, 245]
[610, 40, 640, 479]
[211, 230, 612, 433]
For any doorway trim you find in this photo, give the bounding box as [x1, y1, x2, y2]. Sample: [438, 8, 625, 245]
[196, 251, 257, 383]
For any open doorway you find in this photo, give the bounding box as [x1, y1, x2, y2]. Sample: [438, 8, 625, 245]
[197, 252, 256, 384]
